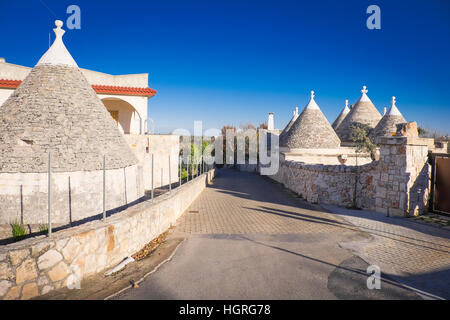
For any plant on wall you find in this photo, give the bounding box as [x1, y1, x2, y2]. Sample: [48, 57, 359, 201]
[350, 124, 377, 208]
[11, 221, 27, 241]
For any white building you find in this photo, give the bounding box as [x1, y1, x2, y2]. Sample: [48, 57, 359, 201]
[0, 57, 156, 135]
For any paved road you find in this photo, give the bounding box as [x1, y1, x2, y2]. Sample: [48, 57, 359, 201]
[115, 169, 426, 300]
[323, 204, 450, 299]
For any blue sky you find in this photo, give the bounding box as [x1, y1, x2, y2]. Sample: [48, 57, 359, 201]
[0, 0, 449, 134]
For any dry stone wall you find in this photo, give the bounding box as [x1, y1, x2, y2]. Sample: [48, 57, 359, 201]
[0, 169, 216, 300]
[270, 137, 431, 216]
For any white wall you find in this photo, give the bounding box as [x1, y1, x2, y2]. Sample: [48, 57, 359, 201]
[124, 134, 180, 190]
[0, 88, 15, 107]
[101, 97, 147, 134]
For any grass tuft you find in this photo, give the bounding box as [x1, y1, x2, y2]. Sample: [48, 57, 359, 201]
[11, 221, 27, 240]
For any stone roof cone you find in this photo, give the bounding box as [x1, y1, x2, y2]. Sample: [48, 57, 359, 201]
[0, 20, 138, 172]
[280, 91, 341, 149]
[331, 99, 350, 130]
[335, 85, 382, 142]
[372, 96, 406, 138]
[279, 106, 299, 141]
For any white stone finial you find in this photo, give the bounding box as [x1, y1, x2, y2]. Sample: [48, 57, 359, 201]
[53, 20, 65, 39]
[383, 107, 387, 115]
[361, 85, 368, 94]
[387, 96, 402, 116]
[305, 90, 319, 110]
[293, 106, 299, 118]
[358, 85, 371, 102]
[36, 19, 78, 67]
[341, 99, 350, 115]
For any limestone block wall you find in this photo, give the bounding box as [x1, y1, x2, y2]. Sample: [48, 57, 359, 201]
[0, 169, 216, 300]
[270, 156, 378, 208]
[124, 134, 180, 190]
[0, 165, 144, 224]
[283, 147, 373, 166]
[270, 137, 431, 217]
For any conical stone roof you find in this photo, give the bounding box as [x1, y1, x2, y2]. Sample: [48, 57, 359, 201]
[279, 107, 298, 141]
[280, 91, 341, 149]
[332, 99, 350, 130]
[335, 86, 382, 142]
[372, 96, 406, 138]
[0, 20, 137, 173]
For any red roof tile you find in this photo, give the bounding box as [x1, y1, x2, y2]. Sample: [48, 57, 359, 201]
[0, 79, 22, 88]
[92, 84, 156, 97]
[0, 79, 157, 97]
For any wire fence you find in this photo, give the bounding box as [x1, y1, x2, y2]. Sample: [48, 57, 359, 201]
[40, 151, 215, 238]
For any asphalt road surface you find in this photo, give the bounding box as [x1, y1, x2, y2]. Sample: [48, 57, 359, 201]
[114, 169, 420, 300]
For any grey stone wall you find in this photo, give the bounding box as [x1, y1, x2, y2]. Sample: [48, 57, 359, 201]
[270, 137, 431, 217]
[0, 169, 216, 300]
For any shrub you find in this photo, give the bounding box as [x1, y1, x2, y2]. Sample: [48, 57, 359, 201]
[11, 222, 27, 240]
[181, 168, 188, 180]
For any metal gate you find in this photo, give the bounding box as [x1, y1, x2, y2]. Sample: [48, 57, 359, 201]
[430, 153, 450, 215]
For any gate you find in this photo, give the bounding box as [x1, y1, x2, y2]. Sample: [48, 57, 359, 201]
[430, 153, 450, 215]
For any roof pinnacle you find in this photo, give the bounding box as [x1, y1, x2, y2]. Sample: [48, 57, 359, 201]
[36, 19, 78, 67]
[54, 20, 65, 39]
[386, 96, 403, 116]
[361, 85, 368, 94]
[305, 90, 319, 110]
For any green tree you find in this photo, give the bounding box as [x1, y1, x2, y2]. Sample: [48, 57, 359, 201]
[417, 126, 427, 137]
[350, 124, 377, 208]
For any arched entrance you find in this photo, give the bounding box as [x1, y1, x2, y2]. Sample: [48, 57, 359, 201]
[101, 98, 142, 134]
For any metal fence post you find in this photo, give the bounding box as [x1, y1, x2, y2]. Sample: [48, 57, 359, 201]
[168, 155, 172, 193]
[103, 155, 106, 222]
[151, 154, 154, 200]
[179, 156, 182, 187]
[47, 151, 52, 237]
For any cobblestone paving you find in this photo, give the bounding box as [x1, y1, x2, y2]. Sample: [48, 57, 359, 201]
[177, 169, 359, 235]
[322, 205, 450, 276]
